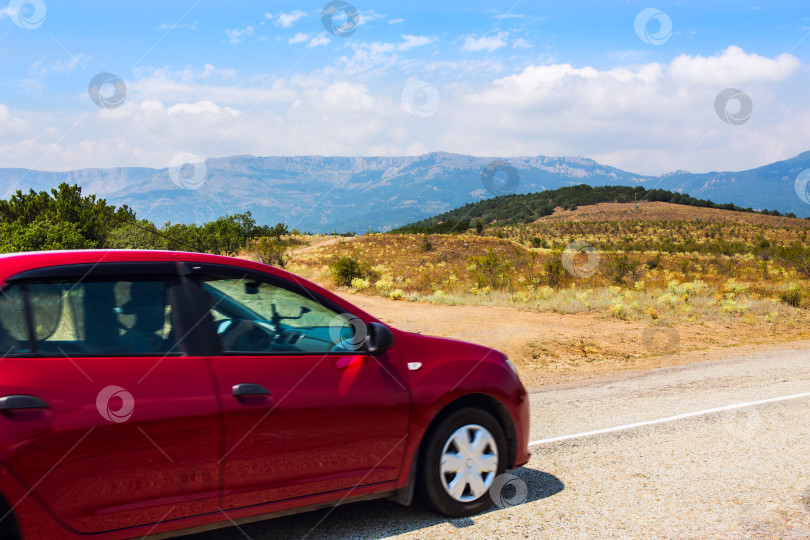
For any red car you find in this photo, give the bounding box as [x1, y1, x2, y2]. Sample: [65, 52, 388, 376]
[0, 250, 530, 539]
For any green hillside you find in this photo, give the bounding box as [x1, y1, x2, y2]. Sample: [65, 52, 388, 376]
[393, 184, 798, 234]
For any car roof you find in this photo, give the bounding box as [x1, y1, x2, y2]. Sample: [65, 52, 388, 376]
[0, 249, 243, 279]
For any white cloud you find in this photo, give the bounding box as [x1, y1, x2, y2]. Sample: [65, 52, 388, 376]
[28, 53, 91, 75]
[17, 79, 46, 93]
[276, 10, 307, 28]
[399, 35, 434, 51]
[388, 18, 404, 25]
[669, 46, 800, 85]
[287, 31, 329, 48]
[0, 47, 806, 179]
[359, 10, 386, 24]
[439, 46, 805, 174]
[308, 34, 330, 48]
[512, 38, 531, 49]
[225, 26, 254, 44]
[336, 42, 399, 75]
[423, 58, 507, 75]
[462, 32, 508, 53]
[164, 101, 241, 117]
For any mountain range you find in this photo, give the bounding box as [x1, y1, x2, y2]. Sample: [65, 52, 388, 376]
[1, 151, 808, 233]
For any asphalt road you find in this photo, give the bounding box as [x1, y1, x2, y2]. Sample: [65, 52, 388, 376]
[188, 345, 810, 539]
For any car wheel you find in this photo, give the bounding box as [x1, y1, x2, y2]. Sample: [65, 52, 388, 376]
[418, 407, 507, 517]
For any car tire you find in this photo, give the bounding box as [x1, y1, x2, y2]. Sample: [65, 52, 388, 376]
[418, 407, 507, 517]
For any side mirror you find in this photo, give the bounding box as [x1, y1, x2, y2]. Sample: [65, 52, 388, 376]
[364, 322, 395, 356]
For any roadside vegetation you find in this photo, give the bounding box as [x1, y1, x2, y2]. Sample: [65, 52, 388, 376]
[0, 183, 303, 260]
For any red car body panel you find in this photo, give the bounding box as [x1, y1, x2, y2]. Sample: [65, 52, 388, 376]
[0, 355, 221, 534]
[0, 250, 530, 539]
[209, 351, 410, 509]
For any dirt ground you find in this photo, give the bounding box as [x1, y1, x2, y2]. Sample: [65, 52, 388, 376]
[338, 292, 810, 390]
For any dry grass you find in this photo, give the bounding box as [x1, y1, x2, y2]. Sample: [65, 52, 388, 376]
[285, 204, 810, 330]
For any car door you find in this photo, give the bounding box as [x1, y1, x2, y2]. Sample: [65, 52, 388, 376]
[182, 263, 411, 510]
[0, 263, 222, 534]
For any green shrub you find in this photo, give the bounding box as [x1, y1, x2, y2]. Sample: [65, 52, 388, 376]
[780, 288, 802, 308]
[251, 236, 292, 268]
[544, 255, 564, 288]
[330, 255, 374, 287]
[530, 237, 547, 248]
[610, 255, 641, 284]
[105, 220, 166, 250]
[0, 221, 94, 253]
[468, 249, 511, 289]
[0, 183, 136, 250]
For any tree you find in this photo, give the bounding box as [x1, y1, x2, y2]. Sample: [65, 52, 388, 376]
[0, 183, 135, 248]
[0, 221, 93, 253]
[105, 220, 166, 250]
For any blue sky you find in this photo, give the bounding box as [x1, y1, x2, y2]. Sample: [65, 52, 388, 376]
[0, 1, 809, 174]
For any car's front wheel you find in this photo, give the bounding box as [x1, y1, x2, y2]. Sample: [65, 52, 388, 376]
[418, 407, 507, 516]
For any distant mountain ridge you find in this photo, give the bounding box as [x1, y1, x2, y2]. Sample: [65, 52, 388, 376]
[0, 151, 808, 233]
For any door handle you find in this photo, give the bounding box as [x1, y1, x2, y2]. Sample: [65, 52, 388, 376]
[232, 383, 271, 398]
[0, 395, 50, 411]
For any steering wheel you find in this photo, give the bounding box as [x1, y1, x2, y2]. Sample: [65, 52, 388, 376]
[216, 319, 275, 352]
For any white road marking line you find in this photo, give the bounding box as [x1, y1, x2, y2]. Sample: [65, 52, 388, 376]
[529, 390, 810, 446]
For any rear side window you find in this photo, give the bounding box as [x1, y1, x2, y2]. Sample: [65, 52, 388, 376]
[0, 278, 180, 356]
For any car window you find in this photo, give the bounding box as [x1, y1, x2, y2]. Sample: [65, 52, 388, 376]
[0, 284, 32, 354]
[200, 277, 361, 354]
[24, 279, 179, 356]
